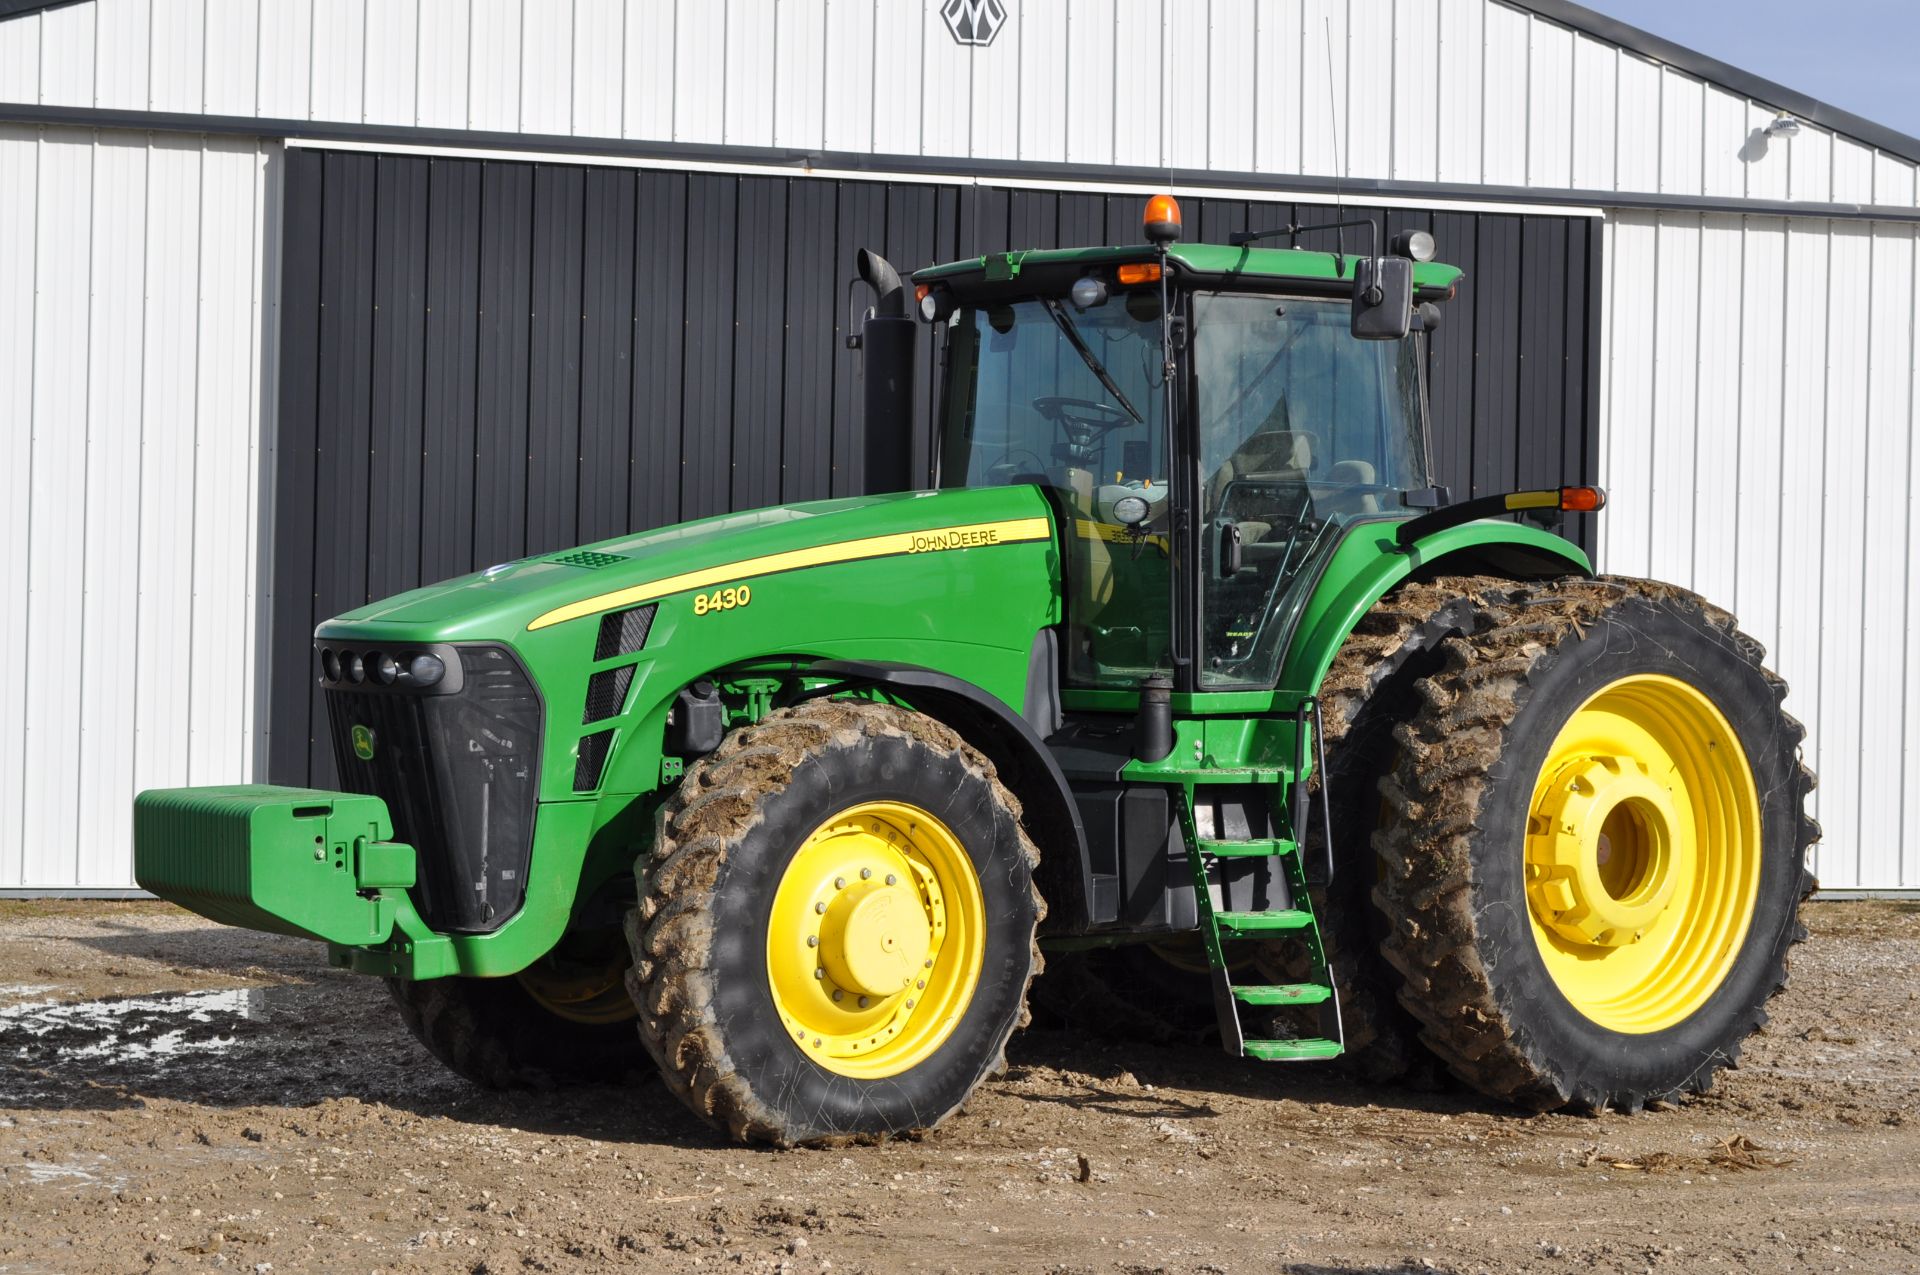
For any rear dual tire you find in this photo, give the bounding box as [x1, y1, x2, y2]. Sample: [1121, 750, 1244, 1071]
[1374, 576, 1816, 1111]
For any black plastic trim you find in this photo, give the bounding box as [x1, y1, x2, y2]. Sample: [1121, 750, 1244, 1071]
[3, 100, 1918, 224]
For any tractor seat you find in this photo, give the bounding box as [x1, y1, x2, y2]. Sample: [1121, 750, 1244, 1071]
[1207, 429, 1315, 508]
[1316, 459, 1382, 519]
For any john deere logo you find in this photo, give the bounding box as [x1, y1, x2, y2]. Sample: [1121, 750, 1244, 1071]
[941, 0, 1007, 47]
[351, 724, 376, 761]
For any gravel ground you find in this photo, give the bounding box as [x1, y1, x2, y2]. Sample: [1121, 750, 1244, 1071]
[2, 898, 1917, 1274]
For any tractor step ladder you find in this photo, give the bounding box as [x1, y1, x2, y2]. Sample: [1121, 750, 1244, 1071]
[1173, 698, 1345, 1062]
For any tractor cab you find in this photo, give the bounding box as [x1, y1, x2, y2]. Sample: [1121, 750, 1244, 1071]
[911, 198, 1453, 694]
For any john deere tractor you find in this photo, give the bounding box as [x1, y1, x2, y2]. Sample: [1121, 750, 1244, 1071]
[135, 195, 1815, 1144]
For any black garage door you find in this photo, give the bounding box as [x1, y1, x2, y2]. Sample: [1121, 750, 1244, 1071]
[270, 148, 1598, 786]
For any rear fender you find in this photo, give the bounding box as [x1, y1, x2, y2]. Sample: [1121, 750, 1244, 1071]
[1280, 519, 1591, 697]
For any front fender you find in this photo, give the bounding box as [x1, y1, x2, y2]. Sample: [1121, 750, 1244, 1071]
[1278, 518, 1590, 697]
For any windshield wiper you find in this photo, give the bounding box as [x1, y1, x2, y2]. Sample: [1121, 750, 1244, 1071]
[1041, 299, 1145, 424]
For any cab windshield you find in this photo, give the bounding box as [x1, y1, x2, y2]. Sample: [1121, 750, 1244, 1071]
[938, 291, 1172, 689]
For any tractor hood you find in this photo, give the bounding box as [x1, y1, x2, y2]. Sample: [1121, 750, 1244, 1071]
[318, 485, 1059, 644]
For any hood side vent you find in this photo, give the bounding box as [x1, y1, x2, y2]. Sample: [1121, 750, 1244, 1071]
[575, 730, 615, 791]
[593, 604, 656, 660]
[583, 666, 635, 724]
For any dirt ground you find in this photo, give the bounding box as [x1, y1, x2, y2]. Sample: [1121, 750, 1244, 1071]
[2, 900, 1917, 1275]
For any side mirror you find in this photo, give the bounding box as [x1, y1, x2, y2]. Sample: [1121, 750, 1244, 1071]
[1351, 256, 1413, 340]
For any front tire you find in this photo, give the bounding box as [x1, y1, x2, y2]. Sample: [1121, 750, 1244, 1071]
[627, 698, 1043, 1145]
[1374, 576, 1817, 1112]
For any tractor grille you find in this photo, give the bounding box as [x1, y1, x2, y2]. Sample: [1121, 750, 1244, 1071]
[323, 644, 542, 933]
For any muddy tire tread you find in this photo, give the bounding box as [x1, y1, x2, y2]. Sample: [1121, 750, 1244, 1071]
[626, 697, 1044, 1146]
[1371, 575, 1818, 1112]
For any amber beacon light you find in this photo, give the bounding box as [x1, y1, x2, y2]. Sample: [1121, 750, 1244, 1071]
[1143, 194, 1183, 244]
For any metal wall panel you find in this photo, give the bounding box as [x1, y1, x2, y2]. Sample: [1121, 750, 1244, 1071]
[1598, 210, 1920, 888]
[74, 133, 146, 886]
[20, 130, 90, 887]
[0, 126, 33, 890]
[145, 0, 202, 115]
[0, 124, 275, 888]
[254, 0, 310, 120]
[93, 0, 149, 111]
[8, 0, 1918, 205]
[363, 0, 420, 127]
[1479, 2, 1527, 187]
[415, 0, 468, 130]
[1390, 0, 1438, 182]
[0, 10, 37, 99]
[571, 0, 623, 141]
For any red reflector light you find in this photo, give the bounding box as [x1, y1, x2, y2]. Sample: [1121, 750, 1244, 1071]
[1559, 485, 1606, 512]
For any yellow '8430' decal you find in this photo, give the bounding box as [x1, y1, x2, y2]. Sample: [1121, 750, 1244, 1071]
[692, 584, 751, 616]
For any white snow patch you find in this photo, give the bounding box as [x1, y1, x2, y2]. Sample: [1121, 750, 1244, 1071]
[0, 988, 268, 1062]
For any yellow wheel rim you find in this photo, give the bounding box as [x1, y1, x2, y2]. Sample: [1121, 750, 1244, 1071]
[767, 801, 986, 1079]
[1524, 674, 1762, 1034]
[516, 943, 636, 1026]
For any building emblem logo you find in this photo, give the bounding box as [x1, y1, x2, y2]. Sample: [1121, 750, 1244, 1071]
[941, 0, 1007, 47]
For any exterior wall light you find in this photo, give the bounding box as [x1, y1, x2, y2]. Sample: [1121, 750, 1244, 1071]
[1765, 113, 1802, 139]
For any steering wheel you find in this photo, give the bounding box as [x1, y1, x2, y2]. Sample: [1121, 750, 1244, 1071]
[1033, 396, 1134, 433]
[1034, 396, 1136, 469]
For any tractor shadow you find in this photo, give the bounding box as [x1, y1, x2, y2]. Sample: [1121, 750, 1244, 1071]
[7, 914, 1498, 1146]
[1000, 1027, 1482, 1122]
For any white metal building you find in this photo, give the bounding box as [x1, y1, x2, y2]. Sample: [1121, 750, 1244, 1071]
[2, 0, 1917, 892]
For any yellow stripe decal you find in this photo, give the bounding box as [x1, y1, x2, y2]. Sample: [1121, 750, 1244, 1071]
[1503, 490, 1562, 511]
[526, 516, 1053, 631]
[1073, 518, 1170, 552]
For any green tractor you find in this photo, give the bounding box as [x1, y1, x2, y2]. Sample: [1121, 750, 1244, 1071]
[135, 195, 1815, 1144]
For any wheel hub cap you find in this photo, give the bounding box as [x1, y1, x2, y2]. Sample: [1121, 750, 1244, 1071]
[1527, 755, 1681, 947]
[820, 880, 933, 997]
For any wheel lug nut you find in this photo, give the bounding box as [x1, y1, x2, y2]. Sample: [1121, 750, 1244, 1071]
[814, 968, 825, 980]
[905, 999, 915, 1008]
[924, 958, 933, 968]
[886, 874, 898, 885]
[858, 995, 870, 1008]
[832, 989, 843, 1002]
[814, 902, 827, 915]
[860, 867, 872, 880]
[807, 935, 819, 947]
[916, 980, 925, 990]
[834, 876, 846, 889]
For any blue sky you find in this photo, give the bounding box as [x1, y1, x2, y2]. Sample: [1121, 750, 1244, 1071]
[1587, 0, 1920, 142]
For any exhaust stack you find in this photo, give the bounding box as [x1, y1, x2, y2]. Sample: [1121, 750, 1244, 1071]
[856, 248, 917, 495]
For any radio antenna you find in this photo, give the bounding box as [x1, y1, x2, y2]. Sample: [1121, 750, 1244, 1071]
[1323, 16, 1346, 265]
